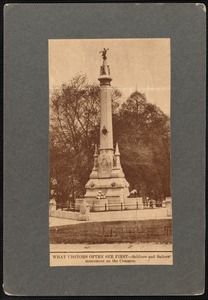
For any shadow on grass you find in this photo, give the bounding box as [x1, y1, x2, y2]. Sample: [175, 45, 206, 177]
[50, 219, 172, 244]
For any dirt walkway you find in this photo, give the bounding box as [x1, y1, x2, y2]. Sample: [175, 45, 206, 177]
[50, 242, 172, 252]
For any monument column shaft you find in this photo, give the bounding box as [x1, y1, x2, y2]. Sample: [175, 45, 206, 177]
[80, 49, 130, 209]
[100, 85, 113, 151]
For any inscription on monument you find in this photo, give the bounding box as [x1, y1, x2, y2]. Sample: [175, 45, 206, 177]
[98, 154, 112, 178]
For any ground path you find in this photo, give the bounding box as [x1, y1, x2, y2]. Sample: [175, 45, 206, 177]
[50, 242, 172, 252]
[49, 207, 172, 228]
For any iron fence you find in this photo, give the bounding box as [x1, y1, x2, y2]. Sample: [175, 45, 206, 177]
[55, 201, 164, 212]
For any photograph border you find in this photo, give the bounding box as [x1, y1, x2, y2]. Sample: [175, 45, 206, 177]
[48, 38, 173, 267]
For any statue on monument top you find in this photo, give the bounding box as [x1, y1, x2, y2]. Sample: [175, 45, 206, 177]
[99, 48, 109, 60]
[99, 48, 110, 76]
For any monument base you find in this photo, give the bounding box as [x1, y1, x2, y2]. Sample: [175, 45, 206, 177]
[76, 198, 111, 212]
[86, 175, 128, 198]
[75, 175, 130, 212]
[75, 197, 144, 212]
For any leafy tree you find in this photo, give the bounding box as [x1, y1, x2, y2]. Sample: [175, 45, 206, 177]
[113, 91, 171, 199]
[50, 74, 121, 204]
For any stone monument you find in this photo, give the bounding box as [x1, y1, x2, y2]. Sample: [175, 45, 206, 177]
[75, 49, 130, 211]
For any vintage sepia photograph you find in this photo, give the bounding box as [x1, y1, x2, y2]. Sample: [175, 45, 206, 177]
[49, 39, 172, 266]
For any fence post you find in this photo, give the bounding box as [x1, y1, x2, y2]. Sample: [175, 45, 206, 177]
[105, 203, 107, 211]
[121, 203, 123, 211]
[136, 202, 138, 210]
[49, 199, 56, 212]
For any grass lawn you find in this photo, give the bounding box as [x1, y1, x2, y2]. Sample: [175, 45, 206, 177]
[50, 219, 172, 244]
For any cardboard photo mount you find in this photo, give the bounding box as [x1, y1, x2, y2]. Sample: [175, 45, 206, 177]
[4, 3, 206, 296]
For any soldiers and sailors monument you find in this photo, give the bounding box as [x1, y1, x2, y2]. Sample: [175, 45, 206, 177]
[75, 49, 143, 211]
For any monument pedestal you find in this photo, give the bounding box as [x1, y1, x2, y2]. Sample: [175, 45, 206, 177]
[81, 171, 130, 211]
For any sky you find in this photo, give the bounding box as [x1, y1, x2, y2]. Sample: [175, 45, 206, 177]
[49, 39, 170, 115]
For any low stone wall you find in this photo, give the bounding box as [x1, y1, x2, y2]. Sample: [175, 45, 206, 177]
[50, 198, 172, 222]
[49, 209, 80, 220]
[89, 207, 171, 222]
[124, 197, 143, 210]
[50, 207, 171, 223]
